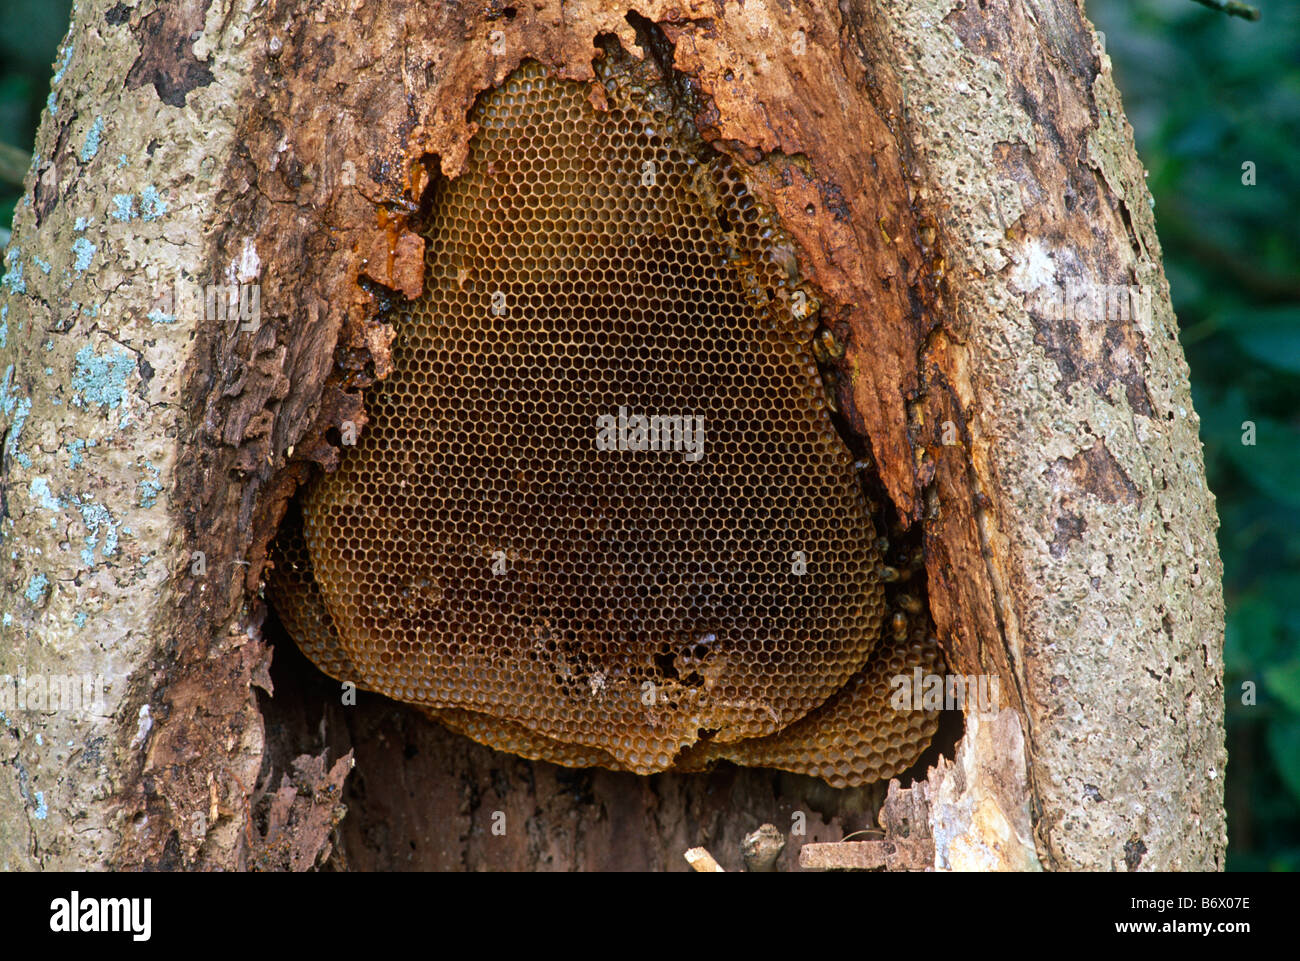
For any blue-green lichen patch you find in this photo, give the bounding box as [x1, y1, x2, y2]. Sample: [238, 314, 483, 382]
[1, 363, 18, 413]
[25, 572, 49, 606]
[139, 186, 167, 221]
[138, 462, 163, 508]
[109, 187, 167, 223]
[75, 500, 120, 568]
[51, 41, 74, 85]
[65, 438, 95, 469]
[72, 343, 134, 411]
[2, 247, 24, 293]
[80, 117, 105, 163]
[31, 255, 51, 275]
[1, 363, 29, 427]
[2, 383, 33, 469]
[110, 194, 136, 222]
[28, 478, 62, 527]
[72, 238, 95, 273]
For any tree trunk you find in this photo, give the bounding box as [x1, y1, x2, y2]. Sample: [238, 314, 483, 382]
[0, 0, 1225, 871]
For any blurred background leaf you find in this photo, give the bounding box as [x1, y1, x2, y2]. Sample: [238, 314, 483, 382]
[1268, 720, 1300, 805]
[0, 0, 73, 232]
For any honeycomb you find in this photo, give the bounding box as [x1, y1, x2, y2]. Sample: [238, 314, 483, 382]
[269, 44, 941, 785]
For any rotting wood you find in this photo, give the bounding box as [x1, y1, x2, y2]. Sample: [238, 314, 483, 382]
[684, 847, 725, 872]
[799, 838, 935, 872]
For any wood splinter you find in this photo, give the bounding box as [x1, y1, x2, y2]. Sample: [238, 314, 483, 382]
[798, 838, 935, 872]
[684, 847, 726, 872]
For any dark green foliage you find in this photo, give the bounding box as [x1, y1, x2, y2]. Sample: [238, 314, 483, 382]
[0, 0, 73, 229]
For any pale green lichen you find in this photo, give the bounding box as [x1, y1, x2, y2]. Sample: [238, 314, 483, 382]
[2, 250, 24, 294]
[51, 41, 74, 85]
[24, 573, 48, 606]
[137, 486, 161, 509]
[80, 116, 104, 163]
[76, 500, 119, 568]
[72, 343, 133, 410]
[28, 478, 61, 520]
[109, 187, 167, 223]
[1, 363, 18, 414]
[110, 194, 135, 222]
[4, 394, 32, 469]
[139, 185, 167, 221]
[72, 237, 95, 273]
[65, 438, 88, 469]
[138, 463, 162, 508]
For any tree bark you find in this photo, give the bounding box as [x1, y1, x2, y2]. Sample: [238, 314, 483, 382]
[0, 0, 1224, 871]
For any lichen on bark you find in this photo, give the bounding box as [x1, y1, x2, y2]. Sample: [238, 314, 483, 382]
[871, 0, 1226, 869]
[0, 0, 272, 870]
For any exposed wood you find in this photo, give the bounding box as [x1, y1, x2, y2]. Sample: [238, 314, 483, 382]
[684, 847, 725, 872]
[262, 638, 901, 872]
[799, 838, 934, 872]
[741, 823, 786, 872]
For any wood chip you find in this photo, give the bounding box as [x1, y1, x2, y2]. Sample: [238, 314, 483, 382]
[684, 847, 725, 872]
[798, 838, 934, 872]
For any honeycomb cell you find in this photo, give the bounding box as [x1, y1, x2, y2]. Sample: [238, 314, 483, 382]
[268, 43, 940, 784]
